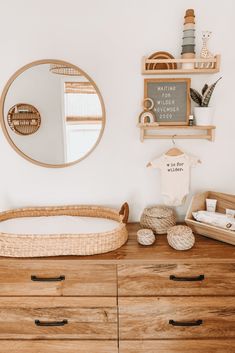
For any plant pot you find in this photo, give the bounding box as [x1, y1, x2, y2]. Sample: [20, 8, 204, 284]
[194, 107, 214, 126]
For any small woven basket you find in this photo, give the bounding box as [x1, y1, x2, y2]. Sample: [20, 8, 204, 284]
[137, 229, 155, 246]
[140, 206, 176, 234]
[167, 225, 195, 251]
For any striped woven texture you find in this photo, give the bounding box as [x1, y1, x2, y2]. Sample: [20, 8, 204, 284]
[0, 205, 128, 257]
[140, 206, 176, 234]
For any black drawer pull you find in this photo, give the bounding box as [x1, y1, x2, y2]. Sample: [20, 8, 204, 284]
[35, 319, 68, 327]
[169, 319, 203, 327]
[169, 274, 205, 282]
[31, 275, 65, 282]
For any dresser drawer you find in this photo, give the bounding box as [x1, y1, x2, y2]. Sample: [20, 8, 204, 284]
[0, 340, 118, 353]
[0, 260, 116, 296]
[119, 297, 235, 339]
[118, 263, 235, 296]
[119, 340, 235, 353]
[0, 297, 117, 339]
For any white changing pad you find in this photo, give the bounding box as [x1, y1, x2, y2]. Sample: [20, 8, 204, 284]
[0, 216, 120, 235]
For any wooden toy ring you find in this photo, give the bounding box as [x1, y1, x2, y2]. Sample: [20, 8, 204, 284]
[143, 98, 154, 111]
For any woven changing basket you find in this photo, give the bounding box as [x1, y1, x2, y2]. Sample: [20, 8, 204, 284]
[0, 203, 129, 258]
[140, 206, 176, 234]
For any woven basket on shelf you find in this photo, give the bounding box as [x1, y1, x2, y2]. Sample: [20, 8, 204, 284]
[0, 203, 129, 258]
[140, 206, 176, 234]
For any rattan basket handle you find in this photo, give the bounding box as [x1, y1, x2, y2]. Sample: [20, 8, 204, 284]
[119, 202, 129, 224]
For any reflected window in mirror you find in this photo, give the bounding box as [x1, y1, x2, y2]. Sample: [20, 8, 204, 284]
[63, 81, 102, 162]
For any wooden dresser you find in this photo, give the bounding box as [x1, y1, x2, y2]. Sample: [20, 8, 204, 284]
[0, 223, 234, 353]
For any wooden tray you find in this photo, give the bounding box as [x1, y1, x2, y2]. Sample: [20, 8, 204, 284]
[185, 191, 235, 246]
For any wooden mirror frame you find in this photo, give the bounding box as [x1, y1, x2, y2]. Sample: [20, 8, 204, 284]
[0, 59, 106, 168]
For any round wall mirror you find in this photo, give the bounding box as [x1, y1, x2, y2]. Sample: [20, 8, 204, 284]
[0, 60, 106, 167]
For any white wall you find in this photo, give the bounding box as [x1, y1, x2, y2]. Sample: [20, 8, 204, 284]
[0, 0, 234, 221]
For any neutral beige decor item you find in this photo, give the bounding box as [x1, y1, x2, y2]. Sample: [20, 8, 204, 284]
[142, 54, 221, 75]
[49, 63, 81, 76]
[167, 225, 195, 250]
[199, 31, 214, 68]
[0, 203, 129, 257]
[181, 8, 196, 69]
[0, 59, 106, 168]
[146, 51, 177, 71]
[7, 103, 41, 135]
[137, 228, 155, 246]
[186, 191, 235, 246]
[138, 124, 216, 142]
[140, 206, 176, 234]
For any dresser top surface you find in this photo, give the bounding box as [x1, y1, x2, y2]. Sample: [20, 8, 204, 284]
[0, 223, 234, 264]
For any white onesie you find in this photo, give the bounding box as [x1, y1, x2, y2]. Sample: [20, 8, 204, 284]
[150, 153, 199, 207]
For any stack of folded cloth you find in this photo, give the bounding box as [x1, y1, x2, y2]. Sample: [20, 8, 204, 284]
[181, 9, 195, 69]
[192, 211, 235, 231]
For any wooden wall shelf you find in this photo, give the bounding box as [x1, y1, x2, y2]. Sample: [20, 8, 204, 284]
[66, 116, 102, 125]
[142, 55, 221, 75]
[138, 124, 216, 142]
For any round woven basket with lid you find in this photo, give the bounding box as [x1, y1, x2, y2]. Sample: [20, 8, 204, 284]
[140, 206, 176, 234]
[137, 228, 155, 246]
[167, 225, 195, 250]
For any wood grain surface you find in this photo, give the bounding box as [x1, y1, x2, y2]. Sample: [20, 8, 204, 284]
[0, 340, 118, 353]
[0, 223, 234, 264]
[0, 262, 116, 296]
[186, 191, 235, 245]
[0, 223, 234, 351]
[119, 297, 235, 339]
[118, 263, 235, 296]
[119, 340, 235, 353]
[0, 297, 117, 339]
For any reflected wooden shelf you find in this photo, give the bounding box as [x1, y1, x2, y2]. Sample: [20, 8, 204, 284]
[66, 116, 102, 125]
[142, 55, 221, 75]
[138, 123, 216, 142]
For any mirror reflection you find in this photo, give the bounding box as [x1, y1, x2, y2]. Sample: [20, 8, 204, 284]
[2, 61, 105, 167]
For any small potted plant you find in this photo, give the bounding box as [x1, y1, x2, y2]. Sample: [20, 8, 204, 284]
[190, 77, 221, 125]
